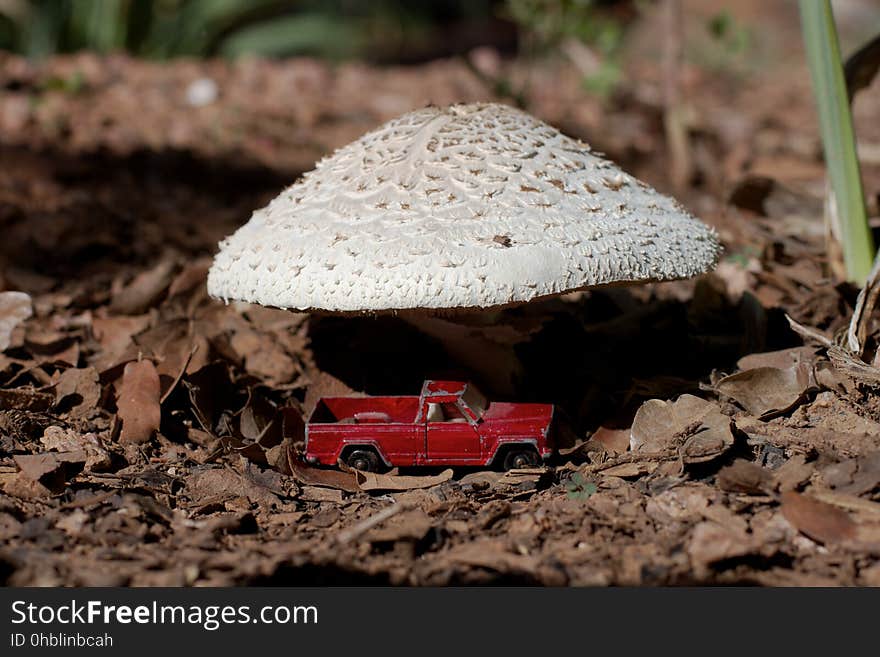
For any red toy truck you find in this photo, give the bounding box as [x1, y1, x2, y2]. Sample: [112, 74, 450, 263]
[304, 381, 554, 472]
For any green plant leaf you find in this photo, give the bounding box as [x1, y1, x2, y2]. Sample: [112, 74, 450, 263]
[218, 13, 363, 59]
[799, 0, 875, 283]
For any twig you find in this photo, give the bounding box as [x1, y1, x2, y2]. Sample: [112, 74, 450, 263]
[160, 344, 198, 405]
[785, 313, 835, 348]
[580, 449, 680, 474]
[335, 502, 410, 545]
[847, 248, 880, 355]
[662, 0, 691, 191]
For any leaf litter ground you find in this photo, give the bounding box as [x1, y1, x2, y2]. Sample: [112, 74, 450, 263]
[3, 24, 880, 585]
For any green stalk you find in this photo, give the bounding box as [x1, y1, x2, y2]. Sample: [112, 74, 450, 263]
[799, 0, 874, 283]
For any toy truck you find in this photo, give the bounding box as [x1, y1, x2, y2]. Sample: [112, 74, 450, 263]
[304, 381, 554, 472]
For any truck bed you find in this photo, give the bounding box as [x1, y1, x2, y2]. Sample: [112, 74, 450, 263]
[309, 395, 421, 425]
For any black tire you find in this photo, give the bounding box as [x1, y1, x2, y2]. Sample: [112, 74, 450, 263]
[502, 447, 540, 471]
[345, 448, 381, 472]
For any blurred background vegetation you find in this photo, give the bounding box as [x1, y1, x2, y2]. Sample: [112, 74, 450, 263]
[0, 0, 763, 102]
[0, 0, 645, 63]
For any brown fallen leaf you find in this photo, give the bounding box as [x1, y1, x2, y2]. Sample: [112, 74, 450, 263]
[56, 509, 90, 536]
[288, 459, 360, 493]
[810, 489, 880, 517]
[821, 451, 880, 497]
[54, 366, 101, 418]
[433, 539, 543, 577]
[184, 467, 283, 510]
[773, 455, 814, 492]
[0, 387, 54, 411]
[365, 508, 433, 543]
[0, 512, 22, 539]
[0, 291, 32, 352]
[401, 314, 525, 395]
[805, 491, 880, 549]
[646, 484, 713, 522]
[716, 459, 773, 495]
[300, 486, 344, 503]
[687, 520, 754, 574]
[229, 327, 299, 385]
[355, 468, 454, 492]
[41, 426, 111, 471]
[167, 259, 210, 298]
[630, 394, 734, 463]
[814, 360, 852, 395]
[24, 327, 79, 366]
[781, 491, 857, 544]
[716, 364, 814, 418]
[116, 360, 161, 445]
[601, 462, 658, 478]
[184, 361, 233, 434]
[90, 314, 151, 375]
[12, 451, 86, 494]
[715, 363, 815, 418]
[736, 346, 816, 371]
[846, 236, 880, 356]
[110, 258, 177, 315]
[303, 371, 359, 416]
[310, 507, 341, 528]
[591, 426, 631, 454]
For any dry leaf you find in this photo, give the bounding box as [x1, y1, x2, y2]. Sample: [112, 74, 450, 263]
[365, 509, 432, 543]
[0, 387, 54, 411]
[229, 328, 299, 385]
[402, 314, 524, 395]
[781, 491, 857, 544]
[303, 371, 359, 416]
[0, 291, 32, 351]
[289, 459, 360, 493]
[716, 459, 773, 494]
[355, 468, 454, 492]
[54, 366, 101, 418]
[110, 258, 177, 315]
[630, 394, 733, 463]
[90, 314, 151, 373]
[185, 467, 282, 510]
[117, 360, 161, 444]
[41, 426, 111, 471]
[715, 364, 814, 418]
[300, 486, 344, 503]
[12, 451, 86, 494]
[847, 250, 880, 356]
[773, 455, 813, 492]
[688, 521, 754, 572]
[736, 346, 816, 371]
[821, 451, 880, 496]
[167, 259, 210, 298]
[601, 462, 658, 478]
[591, 426, 631, 454]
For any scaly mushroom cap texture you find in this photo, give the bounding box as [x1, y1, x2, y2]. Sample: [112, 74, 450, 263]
[208, 102, 721, 312]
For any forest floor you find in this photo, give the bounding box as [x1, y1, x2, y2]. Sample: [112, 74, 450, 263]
[3, 3, 880, 585]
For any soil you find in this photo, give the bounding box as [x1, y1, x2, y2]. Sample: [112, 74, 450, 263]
[3, 2, 880, 586]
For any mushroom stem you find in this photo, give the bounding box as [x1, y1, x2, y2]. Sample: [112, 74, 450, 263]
[400, 313, 522, 396]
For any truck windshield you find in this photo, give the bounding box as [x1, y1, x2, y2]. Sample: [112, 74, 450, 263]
[461, 384, 488, 419]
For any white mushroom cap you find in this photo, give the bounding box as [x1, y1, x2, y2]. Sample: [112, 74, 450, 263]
[208, 103, 720, 312]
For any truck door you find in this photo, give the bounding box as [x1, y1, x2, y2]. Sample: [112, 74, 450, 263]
[425, 401, 482, 463]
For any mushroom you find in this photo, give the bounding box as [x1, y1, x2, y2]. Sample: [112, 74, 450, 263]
[207, 103, 720, 391]
[208, 102, 719, 313]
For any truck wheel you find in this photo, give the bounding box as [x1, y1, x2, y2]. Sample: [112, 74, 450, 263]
[345, 449, 381, 473]
[503, 448, 539, 471]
